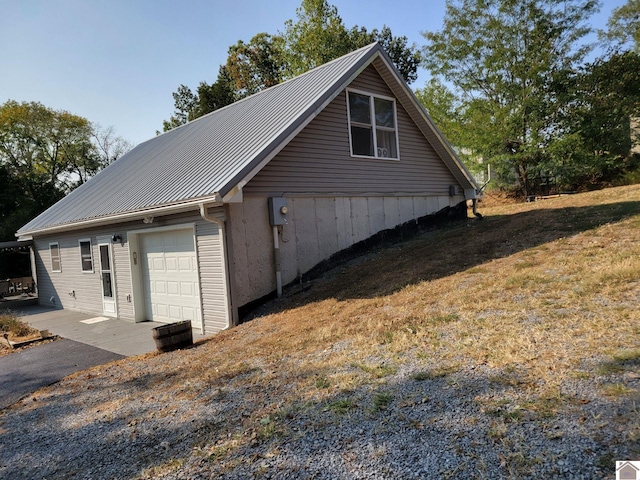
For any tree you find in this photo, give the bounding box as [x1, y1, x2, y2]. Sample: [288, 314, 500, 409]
[0, 100, 131, 240]
[281, 0, 353, 76]
[551, 51, 640, 188]
[599, 0, 640, 52]
[414, 78, 466, 151]
[421, 0, 600, 195]
[226, 34, 285, 97]
[197, 66, 237, 113]
[161, 0, 422, 132]
[353, 26, 421, 84]
[161, 84, 199, 132]
[161, 67, 237, 133]
[281, 1, 421, 83]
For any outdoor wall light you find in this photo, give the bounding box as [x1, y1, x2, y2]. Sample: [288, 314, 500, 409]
[112, 234, 122, 243]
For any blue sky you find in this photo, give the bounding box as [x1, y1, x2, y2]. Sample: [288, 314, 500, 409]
[0, 0, 626, 147]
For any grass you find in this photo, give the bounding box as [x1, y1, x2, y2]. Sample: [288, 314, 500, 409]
[0, 312, 42, 356]
[0, 312, 38, 338]
[4, 184, 640, 478]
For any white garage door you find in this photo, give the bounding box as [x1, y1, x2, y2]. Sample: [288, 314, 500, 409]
[140, 229, 201, 325]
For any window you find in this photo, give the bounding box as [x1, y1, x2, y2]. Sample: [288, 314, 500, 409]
[79, 239, 93, 272]
[49, 243, 61, 272]
[347, 90, 399, 159]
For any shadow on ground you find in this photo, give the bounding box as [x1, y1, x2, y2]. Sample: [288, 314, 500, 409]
[244, 200, 639, 320]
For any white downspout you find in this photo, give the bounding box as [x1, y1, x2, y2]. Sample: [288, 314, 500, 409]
[199, 203, 235, 328]
[273, 226, 282, 297]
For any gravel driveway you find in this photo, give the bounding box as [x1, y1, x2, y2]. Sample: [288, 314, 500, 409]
[0, 342, 637, 479]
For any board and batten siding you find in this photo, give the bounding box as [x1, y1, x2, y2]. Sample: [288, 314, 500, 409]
[243, 64, 461, 197]
[32, 209, 230, 332]
[228, 193, 459, 307]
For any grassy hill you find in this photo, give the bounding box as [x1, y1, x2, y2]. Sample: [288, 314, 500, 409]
[1, 185, 639, 479]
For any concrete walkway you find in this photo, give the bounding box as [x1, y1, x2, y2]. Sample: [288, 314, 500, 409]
[9, 305, 205, 356]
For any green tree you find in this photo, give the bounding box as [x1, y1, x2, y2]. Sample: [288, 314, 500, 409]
[414, 78, 466, 152]
[352, 26, 421, 84]
[161, 84, 199, 132]
[0, 100, 131, 240]
[161, 67, 237, 133]
[281, 1, 420, 83]
[197, 66, 237, 113]
[553, 51, 640, 188]
[161, 0, 421, 132]
[226, 34, 285, 97]
[281, 0, 353, 76]
[422, 0, 600, 195]
[599, 0, 640, 52]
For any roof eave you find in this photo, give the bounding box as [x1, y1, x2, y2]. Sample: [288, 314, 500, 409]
[17, 193, 223, 238]
[371, 52, 479, 192]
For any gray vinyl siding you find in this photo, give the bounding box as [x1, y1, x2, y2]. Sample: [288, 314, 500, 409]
[195, 216, 229, 332]
[243, 64, 460, 197]
[33, 209, 230, 332]
[35, 231, 121, 315]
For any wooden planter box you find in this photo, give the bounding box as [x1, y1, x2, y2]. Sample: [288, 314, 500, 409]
[151, 320, 193, 353]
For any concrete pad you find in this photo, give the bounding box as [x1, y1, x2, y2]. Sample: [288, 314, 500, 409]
[12, 305, 207, 357]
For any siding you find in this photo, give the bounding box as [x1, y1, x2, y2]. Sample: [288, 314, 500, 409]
[195, 216, 230, 332]
[34, 209, 230, 332]
[229, 194, 462, 307]
[35, 230, 124, 315]
[244, 64, 460, 197]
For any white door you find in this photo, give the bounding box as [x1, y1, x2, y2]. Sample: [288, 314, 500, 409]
[98, 242, 117, 317]
[140, 229, 201, 325]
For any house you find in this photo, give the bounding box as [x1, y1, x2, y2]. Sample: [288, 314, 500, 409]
[618, 461, 640, 480]
[16, 43, 478, 334]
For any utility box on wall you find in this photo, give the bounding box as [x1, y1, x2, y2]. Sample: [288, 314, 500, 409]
[268, 197, 288, 225]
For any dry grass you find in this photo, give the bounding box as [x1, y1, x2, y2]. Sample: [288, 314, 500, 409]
[148, 185, 637, 451]
[0, 312, 42, 356]
[127, 186, 637, 465]
[8, 185, 640, 477]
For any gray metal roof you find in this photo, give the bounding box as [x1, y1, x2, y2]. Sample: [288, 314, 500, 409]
[18, 43, 476, 236]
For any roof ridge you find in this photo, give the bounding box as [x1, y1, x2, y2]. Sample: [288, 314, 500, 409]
[147, 43, 381, 143]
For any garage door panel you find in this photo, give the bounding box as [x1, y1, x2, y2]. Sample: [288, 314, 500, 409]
[166, 257, 178, 271]
[141, 229, 201, 325]
[178, 256, 192, 271]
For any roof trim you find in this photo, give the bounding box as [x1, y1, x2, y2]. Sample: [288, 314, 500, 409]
[219, 43, 382, 198]
[17, 194, 223, 238]
[369, 53, 478, 191]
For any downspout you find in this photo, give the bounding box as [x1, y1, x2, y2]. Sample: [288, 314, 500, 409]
[273, 226, 282, 297]
[199, 203, 235, 328]
[465, 188, 483, 220]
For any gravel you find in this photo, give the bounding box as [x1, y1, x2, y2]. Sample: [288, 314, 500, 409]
[0, 346, 638, 480]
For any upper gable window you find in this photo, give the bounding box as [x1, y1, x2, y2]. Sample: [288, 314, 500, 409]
[347, 90, 399, 159]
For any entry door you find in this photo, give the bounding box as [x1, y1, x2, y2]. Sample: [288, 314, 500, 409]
[98, 242, 117, 317]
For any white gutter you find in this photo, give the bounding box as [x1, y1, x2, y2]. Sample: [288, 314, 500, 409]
[18, 194, 223, 238]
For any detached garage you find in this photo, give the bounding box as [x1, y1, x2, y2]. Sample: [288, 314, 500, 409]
[16, 43, 478, 335]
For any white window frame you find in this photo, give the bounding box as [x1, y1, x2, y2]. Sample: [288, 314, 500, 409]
[49, 242, 61, 272]
[79, 238, 94, 273]
[346, 88, 400, 160]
